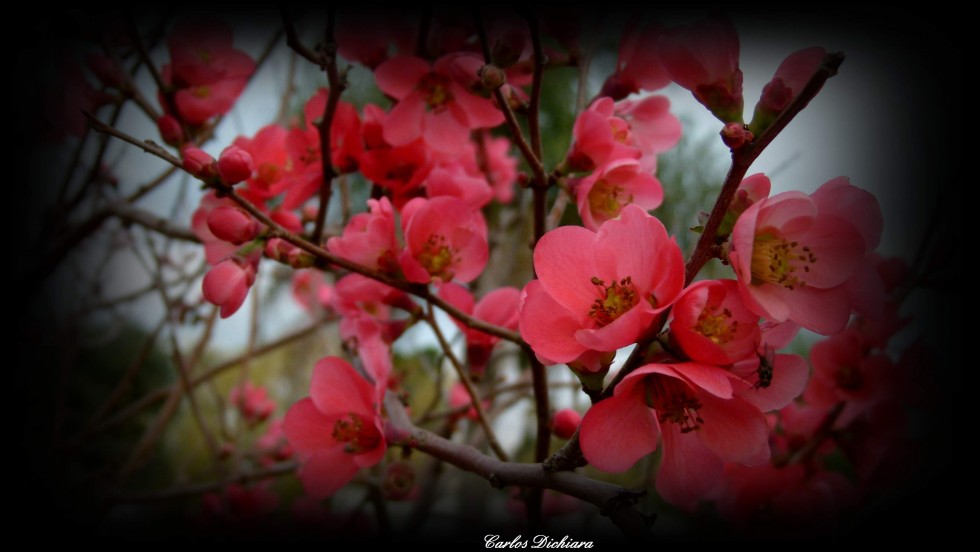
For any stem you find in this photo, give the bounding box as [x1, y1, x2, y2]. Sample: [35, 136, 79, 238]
[78, 324, 321, 445]
[775, 402, 845, 467]
[384, 392, 653, 541]
[311, 7, 345, 245]
[110, 461, 297, 503]
[425, 307, 510, 461]
[473, 11, 547, 186]
[526, 13, 544, 162]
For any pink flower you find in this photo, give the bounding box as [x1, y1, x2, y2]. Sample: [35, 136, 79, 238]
[613, 96, 682, 172]
[803, 328, 894, 426]
[230, 381, 276, 424]
[579, 361, 769, 507]
[519, 205, 684, 366]
[202, 257, 256, 318]
[565, 98, 640, 173]
[375, 54, 504, 153]
[327, 197, 400, 273]
[728, 178, 879, 335]
[283, 357, 387, 499]
[425, 163, 494, 209]
[439, 283, 520, 376]
[333, 274, 416, 343]
[657, 16, 743, 123]
[165, 19, 256, 125]
[291, 269, 333, 315]
[574, 158, 663, 231]
[398, 196, 489, 284]
[256, 418, 293, 463]
[234, 124, 292, 200]
[359, 104, 433, 206]
[669, 279, 761, 366]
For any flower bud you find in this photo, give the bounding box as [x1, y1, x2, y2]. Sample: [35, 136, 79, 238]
[552, 408, 582, 439]
[479, 64, 507, 90]
[158, 115, 184, 146]
[720, 122, 753, 150]
[217, 145, 254, 185]
[207, 205, 259, 245]
[181, 146, 216, 179]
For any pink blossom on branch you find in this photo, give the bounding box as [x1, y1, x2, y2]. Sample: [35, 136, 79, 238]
[579, 362, 770, 507]
[573, 158, 663, 231]
[375, 54, 504, 154]
[519, 205, 684, 367]
[164, 19, 256, 125]
[728, 177, 881, 335]
[398, 196, 489, 285]
[327, 197, 401, 274]
[439, 282, 520, 376]
[283, 357, 387, 499]
[669, 279, 761, 366]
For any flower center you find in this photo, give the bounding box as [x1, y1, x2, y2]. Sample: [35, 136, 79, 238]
[191, 85, 211, 99]
[418, 234, 459, 280]
[332, 412, 381, 454]
[418, 74, 454, 112]
[646, 376, 703, 433]
[836, 364, 863, 390]
[587, 179, 632, 220]
[695, 306, 738, 344]
[588, 276, 638, 327]
[750, 233, 817, 290]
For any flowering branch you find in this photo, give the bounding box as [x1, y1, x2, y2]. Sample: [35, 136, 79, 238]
[545, 52, 846, 473]
[384, 392, 654, 541]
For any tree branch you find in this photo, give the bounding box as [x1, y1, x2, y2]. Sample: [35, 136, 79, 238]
[384, 393, 653, 541]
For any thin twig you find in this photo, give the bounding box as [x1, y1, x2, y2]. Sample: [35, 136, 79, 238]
[426, 307, 510, 461]
[311, 7, 345, 245]
[385, 393, 653, 541]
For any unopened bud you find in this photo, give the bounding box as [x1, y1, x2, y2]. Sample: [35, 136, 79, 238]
[479, 64, 507, 90]
[552, 408, 582, 439]
[158, 115, 183, 146]
[217, 145, 254, 185]
[181, 146, 216, 179]
[720, 122, 753, 150]
[207, 205, 259, 245]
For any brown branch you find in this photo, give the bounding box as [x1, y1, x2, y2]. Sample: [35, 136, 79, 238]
[384, 393, 653, 541]
[473, 11, 547, 186]
[108, 202, 200, 242]
[525, 13, 545, 162]
[425, 307, 509, 461]
[775, 402, 845, 467]
[110, 461, 297, 503]
[81, 323, 320, 444]
[116, 307, 218, 484]
[311, 7, 345, 245]
[280, 7, 325, 67]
